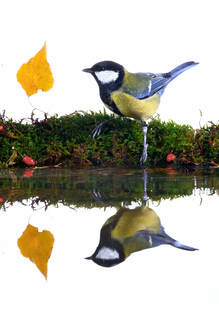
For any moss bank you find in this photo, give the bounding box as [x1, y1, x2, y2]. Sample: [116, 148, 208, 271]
[0, 111, 218, 168]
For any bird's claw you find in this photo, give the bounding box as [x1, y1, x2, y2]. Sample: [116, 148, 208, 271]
[92, 124, 103, 139]
[92, 118, 116, 139]
[92, 189, 106, 203]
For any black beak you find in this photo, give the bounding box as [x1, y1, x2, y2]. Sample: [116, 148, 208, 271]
[83, 68, 93, 73]
[85, 256, 93, 260]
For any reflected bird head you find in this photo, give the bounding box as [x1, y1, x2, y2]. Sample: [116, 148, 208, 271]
[85, 243, 125, 268]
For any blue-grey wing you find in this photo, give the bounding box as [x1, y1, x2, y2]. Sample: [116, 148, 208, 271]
[148, 74, 171, 97]
[122, 72, 170, 100]
[123, 62, 198, 100]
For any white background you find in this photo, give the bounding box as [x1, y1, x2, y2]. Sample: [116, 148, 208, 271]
[0, 1, 218, 327]
[0, 0, 218, 127]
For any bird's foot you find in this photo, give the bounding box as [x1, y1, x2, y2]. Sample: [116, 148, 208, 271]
[92, 122, 105, 139]
[140, 144, 148, 166]
[92, 189, 106, 204]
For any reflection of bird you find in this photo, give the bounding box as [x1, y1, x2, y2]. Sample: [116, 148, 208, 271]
[86, 205, 197, 267]
[83, 60, 198, 165]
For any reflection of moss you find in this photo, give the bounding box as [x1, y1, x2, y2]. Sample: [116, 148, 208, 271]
[0, 112, 218, 168]
[0, 168, 218, 209]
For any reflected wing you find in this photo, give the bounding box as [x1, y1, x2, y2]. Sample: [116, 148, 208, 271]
[135, 227, 198, 251]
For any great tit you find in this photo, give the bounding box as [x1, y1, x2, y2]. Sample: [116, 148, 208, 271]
[86, 205, 198, 267]
[83, 60, 198, 165]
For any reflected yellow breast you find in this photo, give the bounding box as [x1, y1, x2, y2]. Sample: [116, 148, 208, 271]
[112, 206, 161, 241]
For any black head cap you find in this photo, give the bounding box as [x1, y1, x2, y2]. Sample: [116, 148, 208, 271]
[91, 60, 124, 73]
[83, 60, 125, 90]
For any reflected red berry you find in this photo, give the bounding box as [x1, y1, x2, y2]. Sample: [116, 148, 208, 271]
[166, 166, 176, 176]
[23, 169, 34, 178]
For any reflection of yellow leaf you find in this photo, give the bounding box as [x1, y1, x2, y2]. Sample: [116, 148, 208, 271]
[18, 224, 54, 279]
[17, 43, 54, 96]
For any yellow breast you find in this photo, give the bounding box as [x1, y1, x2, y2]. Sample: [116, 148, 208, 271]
[111, 90, 160, 121]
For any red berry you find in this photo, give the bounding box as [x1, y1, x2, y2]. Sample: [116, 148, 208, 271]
[212, 139, 219, 147]
[166, 153, 175, 162]
[0, 197, 4, 202]
[23, 156, 36, 166]
[0, 125, 4, 132]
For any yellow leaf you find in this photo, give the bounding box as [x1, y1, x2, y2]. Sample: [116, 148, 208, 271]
[17, 224, 54, 279]
[17, 43, 54, 96]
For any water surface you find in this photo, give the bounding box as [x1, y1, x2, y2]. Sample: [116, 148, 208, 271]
[0, 168, 218, 328]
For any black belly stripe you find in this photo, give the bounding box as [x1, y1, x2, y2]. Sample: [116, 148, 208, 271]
[100, 87, 123, 117]
[108, 101, 124, 117]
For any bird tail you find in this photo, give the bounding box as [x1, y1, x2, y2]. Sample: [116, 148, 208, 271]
[169, 61, 199, 81]
[172, 240, 198, 251]
[149, 227, 198, 251]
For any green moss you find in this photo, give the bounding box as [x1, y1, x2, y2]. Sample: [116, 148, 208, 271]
[0, 112, 218, 168]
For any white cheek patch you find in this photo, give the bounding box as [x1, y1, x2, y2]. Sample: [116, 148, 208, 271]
[95, 70, 119, 84]
[96, 247, 119, 260]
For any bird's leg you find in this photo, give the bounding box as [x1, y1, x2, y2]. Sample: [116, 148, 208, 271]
[142, 169, 149, 205]
[140, 121, 148, 166]
[92, 118, 116, 139]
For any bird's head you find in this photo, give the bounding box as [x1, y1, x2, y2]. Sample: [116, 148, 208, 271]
[86, 246, 125, 267]
[83, 60, 125, 89]
[85, 235, 126, 268]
